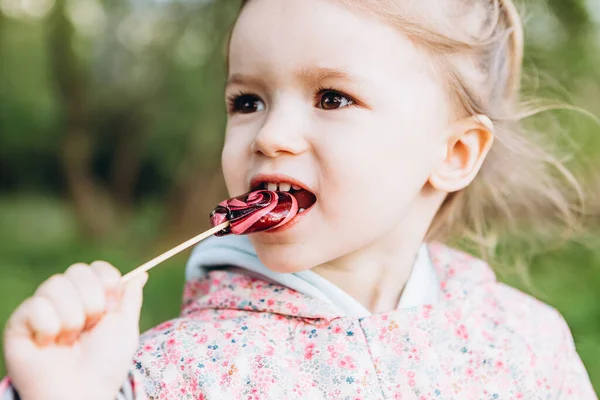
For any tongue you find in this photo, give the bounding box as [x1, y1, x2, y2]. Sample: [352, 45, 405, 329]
[291, 189, 317, 209]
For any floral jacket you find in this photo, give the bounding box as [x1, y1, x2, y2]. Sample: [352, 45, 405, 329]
[2, 243, 597, 399]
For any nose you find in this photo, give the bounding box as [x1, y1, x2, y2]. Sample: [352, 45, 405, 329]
[251, 105, 309, 158]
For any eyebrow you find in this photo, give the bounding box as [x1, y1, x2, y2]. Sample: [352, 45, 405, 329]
[225, 67, 362, 90]
[298, 66, 362, 85]
[225, 74, 264, 90]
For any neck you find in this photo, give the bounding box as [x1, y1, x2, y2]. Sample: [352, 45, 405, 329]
[311, 191, 443, 314]
[312, 239, 422, 314]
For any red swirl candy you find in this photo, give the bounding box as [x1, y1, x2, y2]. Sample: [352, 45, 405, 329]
[210, 190, 298, 236]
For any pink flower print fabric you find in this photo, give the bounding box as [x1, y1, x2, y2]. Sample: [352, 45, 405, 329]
[128, 243, 596, 399]
[2, 243, 595, 399]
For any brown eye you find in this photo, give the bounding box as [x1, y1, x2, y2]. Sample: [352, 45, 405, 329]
[229, 94, 265, 114]
[318, 90, 354, 110]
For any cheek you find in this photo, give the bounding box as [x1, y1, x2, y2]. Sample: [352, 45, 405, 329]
[374, 100, 445, 182]
[326, 116, 439, 188]
[316, 112, 442, 230]
[221, 131, 251, 195]
[360, 75, 449, 179]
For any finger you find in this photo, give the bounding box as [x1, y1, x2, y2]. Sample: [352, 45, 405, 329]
[90, 261, 122, 311]
[29, 297, 63, 345]
[117, 272, 148, 325]
[5, 296, 61, 346]
[64, 263, 106, 330]
[90, 260, 121, 292]
[34, 274, 86, 337]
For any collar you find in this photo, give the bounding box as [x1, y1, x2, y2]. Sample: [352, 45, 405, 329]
[185, 235, 439, 318]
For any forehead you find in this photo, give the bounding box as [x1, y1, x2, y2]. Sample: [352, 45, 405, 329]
[229, 0, 431, 83]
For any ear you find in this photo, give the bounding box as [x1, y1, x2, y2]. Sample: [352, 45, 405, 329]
[428, 115, 494, 193]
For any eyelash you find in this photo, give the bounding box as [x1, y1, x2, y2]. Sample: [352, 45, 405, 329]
[226, 88, 358, 114]
[315, 86, 357, 108]
[226, 91, 254, 114]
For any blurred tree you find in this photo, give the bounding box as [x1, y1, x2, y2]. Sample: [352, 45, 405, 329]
[47, 0, 120, 236]
[0, 0, 598, 241]
[1, 0, 241, 238]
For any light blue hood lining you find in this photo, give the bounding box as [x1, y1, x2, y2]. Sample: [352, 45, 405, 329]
[186, 235, 439, 319]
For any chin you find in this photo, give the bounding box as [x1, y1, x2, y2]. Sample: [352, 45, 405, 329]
[252, 241, 318, 274]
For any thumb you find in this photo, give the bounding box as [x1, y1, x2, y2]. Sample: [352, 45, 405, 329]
[116, 272, 148, 323]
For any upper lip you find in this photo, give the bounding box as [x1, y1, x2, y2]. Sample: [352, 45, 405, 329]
[249, 173, 315, 193]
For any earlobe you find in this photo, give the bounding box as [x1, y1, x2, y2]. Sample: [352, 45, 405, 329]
[428, 115, 494, 193]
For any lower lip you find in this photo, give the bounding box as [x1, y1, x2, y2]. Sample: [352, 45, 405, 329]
[261, 204, 314, 234]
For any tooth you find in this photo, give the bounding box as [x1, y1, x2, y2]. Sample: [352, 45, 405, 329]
[279, 182, 291, 192]
[267, 182, 278, 191]
[299, 208, 305, 213]
[292, 185, 301, 190]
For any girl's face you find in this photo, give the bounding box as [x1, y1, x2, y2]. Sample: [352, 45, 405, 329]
[222, 0, 452, 272]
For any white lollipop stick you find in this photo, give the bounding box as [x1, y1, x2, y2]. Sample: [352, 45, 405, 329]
[121, 221, 229, 283]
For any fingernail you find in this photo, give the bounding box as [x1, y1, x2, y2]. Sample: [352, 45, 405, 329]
[56, 331, 79, 346]
[84, 314, 103, 331]
[34, 333, 54, 347]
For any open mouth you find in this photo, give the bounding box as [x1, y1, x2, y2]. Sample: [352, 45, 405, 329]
[251, 181, 317, 213]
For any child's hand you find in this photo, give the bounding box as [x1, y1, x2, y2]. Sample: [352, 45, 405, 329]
[3, 262, 148, 400]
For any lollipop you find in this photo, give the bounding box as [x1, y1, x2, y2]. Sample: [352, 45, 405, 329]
[210, 190, 298, 236]
[122, 189, 299, 282]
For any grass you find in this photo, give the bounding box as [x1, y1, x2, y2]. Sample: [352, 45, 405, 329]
[0, 195, 598, 392]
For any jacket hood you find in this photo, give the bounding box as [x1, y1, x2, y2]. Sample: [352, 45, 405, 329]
[183, 235, 496, 321]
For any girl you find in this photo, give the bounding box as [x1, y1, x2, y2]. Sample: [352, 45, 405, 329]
[2, 0, 596, 398]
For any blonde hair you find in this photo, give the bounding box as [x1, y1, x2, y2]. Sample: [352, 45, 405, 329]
[237, 0, 585, 264]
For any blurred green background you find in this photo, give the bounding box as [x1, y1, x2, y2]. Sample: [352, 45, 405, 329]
[0, 0, 599, 392]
